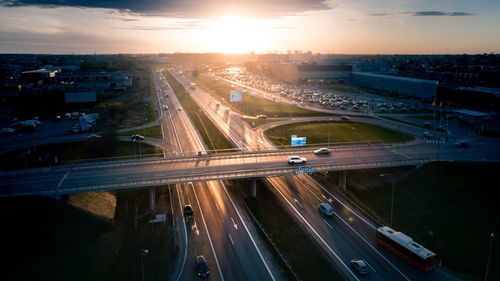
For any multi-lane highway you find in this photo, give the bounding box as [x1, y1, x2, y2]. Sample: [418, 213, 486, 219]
[169, 70, 483, 281]
[2, 68, 498, 281]
[153, 69, 279, 281]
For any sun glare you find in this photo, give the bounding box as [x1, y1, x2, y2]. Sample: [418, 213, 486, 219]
[204, 16, 272, 54]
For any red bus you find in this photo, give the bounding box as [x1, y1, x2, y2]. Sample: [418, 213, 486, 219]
[376, 226, 438, 271]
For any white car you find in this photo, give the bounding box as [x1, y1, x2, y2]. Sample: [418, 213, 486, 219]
[340, 115, 350, 121]
[314, 147, 331, 155]
[287, 156, 307, 164]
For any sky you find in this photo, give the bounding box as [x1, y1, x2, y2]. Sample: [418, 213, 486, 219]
[0, 0, 499, 54]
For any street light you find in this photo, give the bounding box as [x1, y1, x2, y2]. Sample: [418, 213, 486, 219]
[379, 173, 395, 226]
[141, 249, 149, 281]
[484, 233, 495, 281]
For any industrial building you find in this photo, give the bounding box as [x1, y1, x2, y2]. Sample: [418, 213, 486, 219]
[350, 72, 438, 100]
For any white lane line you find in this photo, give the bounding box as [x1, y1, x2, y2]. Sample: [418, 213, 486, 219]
[175, 185, 188, 281]
[228, 233, 235, 246]
[220, 181, 276, 281]
[215, 201, 220, 211]
[391, 149, 410, 159]
[297, 194, 304, 200]
[364, 260, 377, 273]
[307, 176, 377, 230]
[191, 183, 225, 281]
[56, 170, 71, 189]
[323, 219, 334, 230]
[268, 179, 360, 281]
[293, 198, 304, 208]
[332, 211, 411, 281]
[231, 217, 238, 230]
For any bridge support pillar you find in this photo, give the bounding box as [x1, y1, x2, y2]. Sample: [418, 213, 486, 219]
[149, 188, 156, 211]
[339, 171, 347, 192]
[249, 179, 257, 198]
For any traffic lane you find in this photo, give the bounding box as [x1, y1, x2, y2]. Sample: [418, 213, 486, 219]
[192, 181, 247, 281]
[0, 169, 69, 195]
[291, 175, 419, 281]
[295, 173, 464, 281]
[201, 181, 274, 281]
[270, 176, 409, 281]
[177, 183, 224, 281]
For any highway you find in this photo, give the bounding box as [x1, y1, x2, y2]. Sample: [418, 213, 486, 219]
[171, 70, 479, 281]
[1, 68, 498, 281]
[153, 70, 278, 281]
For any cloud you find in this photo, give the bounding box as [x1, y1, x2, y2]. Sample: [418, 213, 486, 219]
[405, 11, 474, 17]
[0, 0, 334, 18]
[368, 13, 391, 17]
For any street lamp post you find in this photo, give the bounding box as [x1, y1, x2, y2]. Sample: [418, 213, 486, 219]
[140, 249, 149, 281]
[379, 173, 395, 226]
[484, 233, 495, 281]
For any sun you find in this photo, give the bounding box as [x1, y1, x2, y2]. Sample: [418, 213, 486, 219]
[204, 16, 272, 54]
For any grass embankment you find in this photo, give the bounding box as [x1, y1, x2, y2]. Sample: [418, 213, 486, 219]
[0, 141, 162, 169]
[196, 75, 332, 117]
[118, 125, 163, 139]
[229, 179, 345, 281]
[0, 189, 176, 281]
[265, 121, 414, 148]
[163, 70, 235, 151]
[314, 162, 500, 281]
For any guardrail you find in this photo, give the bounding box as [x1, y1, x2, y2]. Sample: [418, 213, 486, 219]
[24, 158, 431, 197]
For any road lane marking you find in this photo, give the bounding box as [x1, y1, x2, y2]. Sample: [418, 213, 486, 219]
[332, 212, 411, 281]
[364, 260, 377, 273]
[215, 201, 220, 211]
[268, 179, 360, 281]
[231, 217, 238, 230]
[174, 185, 188, 281]
[56, 170, 71, 189]
[307, 176, 377, 229]
[323, 219, 334, 230]
[191, 183, 225, 281]
[228, 233, 235, 246]
[391, 149, 410, 159]
[220, 181, 276, 281]
[293, 198, 303, 208]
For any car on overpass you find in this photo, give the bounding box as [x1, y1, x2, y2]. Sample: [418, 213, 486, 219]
[340, 115, 351, 121]
[131, 134, 145, 141]
[423, 131, 433, 139]
[314, 147, 331, 155]
[455, 140, 470, 148]
[287, 156, 307, 164]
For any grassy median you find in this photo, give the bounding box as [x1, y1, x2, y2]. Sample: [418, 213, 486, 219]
[163, 70, 235, 151]
[196, 75, 333, 117]
[118, 125, 163, 139]
[228, 179, 346, 281]
[265, 121, 414, 147]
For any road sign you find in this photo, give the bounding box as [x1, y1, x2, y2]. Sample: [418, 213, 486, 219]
[230, 90, 242, 102]
[294, 166, 314, 174]
[291, 135, 306, 146]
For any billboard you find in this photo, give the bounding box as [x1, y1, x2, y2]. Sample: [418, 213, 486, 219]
[291, 135, 307, 146]
[230, 90, 242, 102]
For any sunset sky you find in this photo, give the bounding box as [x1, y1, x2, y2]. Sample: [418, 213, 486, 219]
[0, 0, 499, 54]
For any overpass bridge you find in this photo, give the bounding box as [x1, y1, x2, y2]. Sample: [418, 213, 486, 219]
[1, 142, 498, 197]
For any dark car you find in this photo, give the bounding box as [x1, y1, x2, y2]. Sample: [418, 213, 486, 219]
[195, 255, 210, 278]
[131, 134, 145, 141]
[455, 140, 470, 148]
[184, 205, 194, 221]
[350, 259, 369, 275]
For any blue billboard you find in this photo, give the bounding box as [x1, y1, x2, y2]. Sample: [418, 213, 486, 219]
[291, 135, 307, 146]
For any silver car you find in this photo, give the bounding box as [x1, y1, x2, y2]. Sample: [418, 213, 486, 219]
[314, 147, 331, 155]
